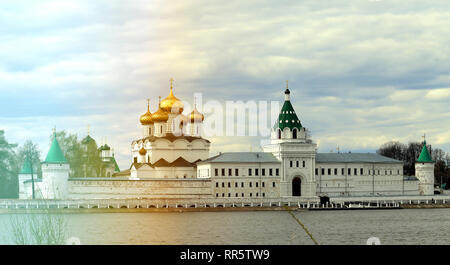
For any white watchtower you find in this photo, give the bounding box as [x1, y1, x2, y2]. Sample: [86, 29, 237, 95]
[263, 83, 317, 198]
[415, 139, 435, 195]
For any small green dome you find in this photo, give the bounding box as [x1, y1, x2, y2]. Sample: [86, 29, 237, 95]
[44, 133, 68, 164]
[274, 89, 302, 131]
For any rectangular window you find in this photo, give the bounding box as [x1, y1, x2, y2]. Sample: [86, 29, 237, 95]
[241, 182, 244, 187]
[222, 182, 224, 187]
[215, 168, 218, 176]
[342, 168, 344, 175]
[256, 182, 259, 188]
[269, 168, 273, 176]
[228, 193, 231, 197]
[303, 161, 305, 168]
[228, 182, 231, 188]
[228, 168, 232, 176]
[235, 193, 238, 197]
[398, 169, 400, 175]
[348, 168, 351, 175]
[328, 168, 331, 175]
[276, 168, 279, 176]
[255, 168, 259, 176]
[321, 168, 325, 175]
[360, 168, 363, 175]
[315, 168, 318, 175]
[296, 161, 299, 167]
[235, 182, 238, 188]
[242, 193, 244, 197]
[262, 182, 265, 187]
[354, 168, 357, 175]
[334, 168, 337, 175]
[290, 161, 293, 167]
[221, 168, 225, 176]
[250, 193, 252, 197]
[262, 168, 266, 176]
[216, 193, 218, 197]
[248, 168, 252, 176]
[273, 182, 276, 187]
[222, 193, 225, 197]
[216, 182, 218, 187]
[235, 168, 239, 176]
[263, 193, 265, 197]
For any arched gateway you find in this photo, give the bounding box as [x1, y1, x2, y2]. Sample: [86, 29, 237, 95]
[292, 177, 301, 196]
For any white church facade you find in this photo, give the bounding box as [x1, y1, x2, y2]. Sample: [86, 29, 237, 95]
[18, 82, 436, 200]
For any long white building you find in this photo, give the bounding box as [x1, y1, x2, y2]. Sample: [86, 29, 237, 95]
[18, 83, 436, 200]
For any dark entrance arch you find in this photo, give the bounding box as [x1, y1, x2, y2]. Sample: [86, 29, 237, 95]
[292, 177, 301, 196]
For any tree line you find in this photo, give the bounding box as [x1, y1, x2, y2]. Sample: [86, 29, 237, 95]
[0, 130, 104, 198]
[376, 141, 450, 189]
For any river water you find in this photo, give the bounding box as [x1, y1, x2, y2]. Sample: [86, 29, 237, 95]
[0, 208, 448, 245]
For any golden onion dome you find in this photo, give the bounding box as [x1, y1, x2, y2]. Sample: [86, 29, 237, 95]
[139, 147, 147, 156]
[160, 79, 184, 114]
[152, 96, 169, 122]
[139, 99, 153, 125]
[189, 104, 204, 123]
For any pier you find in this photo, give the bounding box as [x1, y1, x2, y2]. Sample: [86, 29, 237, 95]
[0, 195, 449, 213]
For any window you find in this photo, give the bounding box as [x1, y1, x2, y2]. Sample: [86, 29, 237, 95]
[255, 168, 259, 176]
[348, 168, 351, 175]
[216, 182, 219, 187]
[328, 168, 331, 175]
[248, 168, 252, 176]
[334, 168, 338, 175]
[228, 169, 232, 176]
[390, 170, 392, 175]
[296, 161, 299, 167]
[276, 168, 279, 176]
[250, 193, 253, 197]
[273, 182, 276, 187]
[277, 129, 281, 139]
[256, 193, 259, 197]
[222, 193, 225, 197]
[235, 182, 238, 188]
[354, 168, 357, 175]
[215, 168, 218, 176]
[256, 182, 259, 188]
[235, 168, 239, 176]
[263, 193, 265, 197]
[228, 193, 231, 197]
[249, 182, 252, 188]
[222, 182, 225, 187]
[262, 182, 265, 188]
[269, 168, 273, 176]
[242, 193, 244, 197]
[360, 168, 363, 175]
[398, 169, 400, 175]
[315, 168, 318, 175]
[241, 182, 244, 187]
[293, 128, 297, 139]
[216, 193, 218, 197]
[290, 161, 293, 167]
[221, 168, 225, 176]
[342, 168, 345, 175]
[321, 168, 325, 175]
[303, 161, 305, 168]
[228, 182, 231, 188]
[235, 193, 238, 197]
[262, 168, 265, 176]
[385, 170, 387, 175]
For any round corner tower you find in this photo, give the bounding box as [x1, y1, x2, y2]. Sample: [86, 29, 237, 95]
[415, 140, 435, 195]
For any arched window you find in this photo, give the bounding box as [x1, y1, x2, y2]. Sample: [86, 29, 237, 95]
[149, 128, 151, 135]
[292, 128, 297, 139]
[277, 129, 281, 139]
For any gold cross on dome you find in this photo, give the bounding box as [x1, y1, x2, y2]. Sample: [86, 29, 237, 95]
[87, 124, 90, 136]
[170, 78, 174, 89]
[422, 133, 426, 142]
[286, 80, 289, 89]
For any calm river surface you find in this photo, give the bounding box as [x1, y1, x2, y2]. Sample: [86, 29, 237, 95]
[0, 208, 449, 245]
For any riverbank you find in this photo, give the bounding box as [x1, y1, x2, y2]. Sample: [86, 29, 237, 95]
[0, 206, 300, 214]
[400, 203, 450, 209]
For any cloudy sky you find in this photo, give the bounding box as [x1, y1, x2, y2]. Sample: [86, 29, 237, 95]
[1, 0, 449, 170]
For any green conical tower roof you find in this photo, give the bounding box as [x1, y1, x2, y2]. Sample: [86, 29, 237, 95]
[20, 156, 33, 174]
[112, 153, 120, 172]
[417, 141, 434, 163]
[44, 132, 68, 164]
[274, 88, 303, 131]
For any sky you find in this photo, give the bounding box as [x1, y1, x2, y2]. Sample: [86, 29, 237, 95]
[1, 0, 449, 170]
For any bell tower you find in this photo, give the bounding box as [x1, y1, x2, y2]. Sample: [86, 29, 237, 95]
[415, 136, 435, 195]
[263, 82, 317, 198]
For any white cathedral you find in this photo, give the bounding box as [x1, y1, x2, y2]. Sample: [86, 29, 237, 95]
[18, 82, 436, 200]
